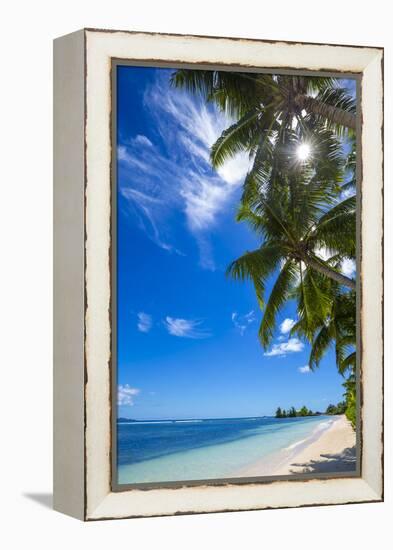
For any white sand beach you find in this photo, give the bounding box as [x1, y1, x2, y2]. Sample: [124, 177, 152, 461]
[232, 416, 356, 478]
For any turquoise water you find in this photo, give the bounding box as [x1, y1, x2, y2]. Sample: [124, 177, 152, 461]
[117, 415, 336, 484]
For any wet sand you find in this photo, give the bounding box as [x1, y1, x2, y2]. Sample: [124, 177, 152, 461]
[233, 416, 356, 477]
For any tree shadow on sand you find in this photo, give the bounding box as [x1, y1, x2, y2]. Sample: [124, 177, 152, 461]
[289, 446, 357, 474]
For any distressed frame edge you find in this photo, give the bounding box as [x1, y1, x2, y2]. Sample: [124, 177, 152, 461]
[81, 29, 383, 521]
[358, 50, 384, 499]
[53, 29, 86, 520]
[83, 26, 384, 52]
[110, 60, 363, 493]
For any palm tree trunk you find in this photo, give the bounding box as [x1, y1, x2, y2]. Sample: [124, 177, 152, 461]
[302, 254, 356, 289]
[295, 94, 356, 130]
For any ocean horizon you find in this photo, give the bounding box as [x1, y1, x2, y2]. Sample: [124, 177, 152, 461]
[117, 414, 337, 484]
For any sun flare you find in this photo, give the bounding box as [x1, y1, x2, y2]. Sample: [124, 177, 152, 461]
[296, 143, 311, 161]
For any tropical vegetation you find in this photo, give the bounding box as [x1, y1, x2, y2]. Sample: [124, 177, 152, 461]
[275, 406, 316, 418]
[325, 402, 347, 415]
[275, 400, 349, 419]
[172, 70, 357, 429]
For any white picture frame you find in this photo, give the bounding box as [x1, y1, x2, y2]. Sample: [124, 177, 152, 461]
[53, 28, 383, 521]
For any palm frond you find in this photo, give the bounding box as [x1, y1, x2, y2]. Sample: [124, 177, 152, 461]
[227, 243, 283, 308]
[210, 108, 261, 168]
[339, 351, 356, 375]
[309, 323, 335, 369]
[258, 260, 298, 347]
[311, 196, 356, 257]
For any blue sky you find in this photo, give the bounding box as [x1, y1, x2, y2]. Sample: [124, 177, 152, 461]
[116, 66, 355, 420]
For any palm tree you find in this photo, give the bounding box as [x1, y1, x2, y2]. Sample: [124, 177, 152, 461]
[173, 69, 357, 394]
[288, 406, 297, 417]
[237, 142, 356, 353]
[293, 281, 356, 427]
[299, 406, 310, 417]
[173, 69, 355, 292]
[172, 71, 356, 131]
[343, 374, 356, 427]
[294, 286, 356, 373]
[171, 71, 356, 172]
[227, 139, 355, 348]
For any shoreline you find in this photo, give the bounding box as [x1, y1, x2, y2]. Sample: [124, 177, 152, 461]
[232, 415, 356, 477]
[118, 415, 356, 483]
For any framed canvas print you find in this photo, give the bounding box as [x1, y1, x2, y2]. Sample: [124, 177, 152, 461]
[53, 29, 384, 520]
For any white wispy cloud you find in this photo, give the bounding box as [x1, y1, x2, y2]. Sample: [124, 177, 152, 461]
[341, 258, 356, 278]
[193, 234, 215, 271]
[298, 365, 311, 374]
[314, 246, 332, 262]
[232, 310, 256, 335]
[118, 72, 251, 269]
[151, 85, 250, 232]
[120, 183, 181, 254]
[315, 247, 356, 279]
[280, 318, 296, 334]
[134, 134, 153, 147]
[118, 145, 156, 174]
[216, 154, 252, 185]
[137, 312, 152, 333]
[164, 316, 211, 339]
[118, 384, 140, 406]
[264, 337, 304, 357]
[180, 172, 229, 232]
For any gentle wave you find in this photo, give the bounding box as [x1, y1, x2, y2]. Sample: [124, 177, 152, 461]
[285, 437, 308, 450]
[284, 420, 333, 451]
[174, 420, 203, 423]
[121, 421, 174, 425]
[312, 420, 334, 434]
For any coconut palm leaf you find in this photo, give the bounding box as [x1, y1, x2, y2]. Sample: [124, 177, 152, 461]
[210, 107, 262, 167]
[339, 351, 356, 374]
[311, 196, 356, 257]
[300, 86, 356, 134]
[171, 69, 263, 117]
[300, 288, 356, 372]
[309, 324, 335, 369]
[300, 268, 333, 330]
[226, 243, 284, 308]
[172, 70, 356, 133]
[258, 260, 299, 347]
